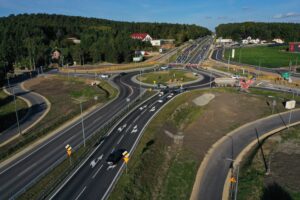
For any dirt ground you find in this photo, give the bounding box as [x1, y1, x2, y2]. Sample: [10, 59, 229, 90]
[182, 92, 269, 158]
[269, 136, 300, 192]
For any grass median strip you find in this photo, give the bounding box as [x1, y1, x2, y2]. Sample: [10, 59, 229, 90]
[0, 90, 28, 133]
[109, 87, 297, 200]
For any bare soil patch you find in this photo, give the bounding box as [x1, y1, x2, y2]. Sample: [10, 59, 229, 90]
[184, 92, 268, 158]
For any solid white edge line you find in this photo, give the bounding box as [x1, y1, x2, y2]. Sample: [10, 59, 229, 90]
[74, 186, 86, 200]
[100, 90, 192, 200]
[92, 164, 103, 179]
[49, 90, 158, 199]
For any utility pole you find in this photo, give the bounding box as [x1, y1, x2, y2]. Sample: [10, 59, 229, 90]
[79, 101, 86, 147]
[13, 88, 22, 136]
[255, 128, 268, 172]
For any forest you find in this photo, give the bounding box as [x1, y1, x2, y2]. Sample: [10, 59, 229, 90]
[0, 13, 210, 77]
[216, 22, 300, 42]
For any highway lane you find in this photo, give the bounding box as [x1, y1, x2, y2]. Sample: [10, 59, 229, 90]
[0, 82, 48, 143]
[0, 74, 140, 199]
[196, 107, 300, 199]
[50, 70, 213, 200]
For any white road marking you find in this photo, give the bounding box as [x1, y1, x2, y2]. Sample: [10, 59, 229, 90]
[107, 165, 116, 170]
[90, 160, 96, 168]
[98, 154, 103, 161]
[111, 147, 115, 153]
[17, 163, 37, 177]
[75, 186, 86, 200]
[92, 164, 103, 179]
[117, 134, 125, 145]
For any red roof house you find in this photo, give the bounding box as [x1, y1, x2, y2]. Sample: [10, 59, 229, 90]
[130, 33, 152, 41]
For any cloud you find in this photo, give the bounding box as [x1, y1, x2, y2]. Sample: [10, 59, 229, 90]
[273, 12, 300, 19]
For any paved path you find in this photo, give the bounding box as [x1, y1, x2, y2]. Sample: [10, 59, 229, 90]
[191, 109, 300, 200]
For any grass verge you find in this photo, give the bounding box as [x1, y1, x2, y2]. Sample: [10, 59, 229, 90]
[0, 90, 28, 133]
[138, 69, 197, 85]
[238, 125, 300, 200]
[0, 75, 117, 161]
[224, 46, 300, 68]
[17, 91, 155, 199]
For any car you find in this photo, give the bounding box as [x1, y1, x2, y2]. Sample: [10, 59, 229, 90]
[100, 74, 109, 78]
[139, 106, 144, 111]
[158, 99, 164, 103]
[150, 106, 156, 112]
[167, 94, 173, 99]
[117, 124, 127, 132]
[231, 75, 240, 79]
[120, 72, 127, 76]
[106, 149, 128, 166]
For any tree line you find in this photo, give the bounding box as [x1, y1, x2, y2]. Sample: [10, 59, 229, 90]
[216, 22, 300, 42]
[0, 13, 211, 83]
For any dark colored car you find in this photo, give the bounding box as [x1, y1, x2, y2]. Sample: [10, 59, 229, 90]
[106, 149, 128, 166]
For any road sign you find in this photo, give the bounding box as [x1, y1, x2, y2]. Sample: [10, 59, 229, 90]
[281, 72, 290, 80]
[123, 157, 129, 164]
[230, 176, 236, 183]
[65, 144, 72, 157]
[285, 100, 296, 109]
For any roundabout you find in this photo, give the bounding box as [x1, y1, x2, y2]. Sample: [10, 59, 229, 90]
[133, 69, 204, 88]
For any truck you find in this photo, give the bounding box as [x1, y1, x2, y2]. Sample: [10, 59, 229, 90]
[213, 78, 238, 87]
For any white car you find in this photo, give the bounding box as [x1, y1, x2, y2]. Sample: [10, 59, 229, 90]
[100, 74, 109, 78]
[150, 106, 156, 112]
[117, 124, 127, 132]
[158, 99, 163, 103]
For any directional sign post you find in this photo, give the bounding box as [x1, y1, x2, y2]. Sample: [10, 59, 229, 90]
[65, 144, 72, 166]
[285, 100, 296, 129]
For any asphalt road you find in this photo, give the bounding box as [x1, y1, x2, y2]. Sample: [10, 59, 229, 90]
[50, 73, 213, 200]
[197, 109, 300, 200]
[0, 73, 141, 199]
[0, 82, 48, 143]
[49, 44, 213, 200]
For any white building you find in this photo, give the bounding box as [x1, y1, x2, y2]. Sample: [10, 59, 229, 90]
[273, 38, 284, 44]
[151, 40, 162, 46]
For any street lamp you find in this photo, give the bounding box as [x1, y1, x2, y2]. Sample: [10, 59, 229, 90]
[72, 98, 86, 147]
[13, 88, 22, 136]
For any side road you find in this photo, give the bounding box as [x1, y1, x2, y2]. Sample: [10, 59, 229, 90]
[0, 82, 51, 145]
[190, 108, 300, 200]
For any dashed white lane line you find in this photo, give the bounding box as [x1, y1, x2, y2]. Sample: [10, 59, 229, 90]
[92, 164, 103, 179]
[117, 134, 125, 145]
[17, 163, 37, 177]
[75, 186, 86, 200]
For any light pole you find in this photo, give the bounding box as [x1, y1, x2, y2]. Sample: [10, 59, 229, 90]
[79, 101, 86, 147]
[72, 98, 86, 147]
[13, 88, 22, 136]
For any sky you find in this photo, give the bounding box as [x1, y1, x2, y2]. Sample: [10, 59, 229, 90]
[0, 0, 299, 30]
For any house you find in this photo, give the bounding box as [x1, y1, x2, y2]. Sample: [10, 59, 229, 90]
[151, 40, 162, 46]
[216, 38, 233, 44]
[289, 42, 300, 52]
[130, 33, 152, 41]
[67, 37, 81, 44]
[273, 38, 284, 44]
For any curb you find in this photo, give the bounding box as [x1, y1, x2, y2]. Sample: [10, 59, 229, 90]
[222, 117, 300, 200]
[0, 80, 120, 170]
[190, 108, 300, 200]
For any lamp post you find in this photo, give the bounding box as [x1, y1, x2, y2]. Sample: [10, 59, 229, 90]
[79, 101, 86, 147]
[72, 98, 86, 147]
[13, 88, 22, 136]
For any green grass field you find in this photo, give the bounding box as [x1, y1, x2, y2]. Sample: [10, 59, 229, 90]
[0, 90, 28, 133]
[224, 46, 300, 68]
[138, 69, 197, 85]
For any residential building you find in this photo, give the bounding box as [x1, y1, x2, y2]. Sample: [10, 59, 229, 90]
[130, 33, 152, 41]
